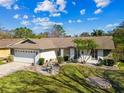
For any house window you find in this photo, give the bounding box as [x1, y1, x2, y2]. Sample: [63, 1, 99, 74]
[103, 50, 111, 56]
[91, 50, 98, 59]
[81, 51, 84, 54]
[57, 49, 61, 56]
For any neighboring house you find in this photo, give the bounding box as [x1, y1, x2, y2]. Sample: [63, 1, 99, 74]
[0, 39, 22, 59]
[0, 36, 115, 64]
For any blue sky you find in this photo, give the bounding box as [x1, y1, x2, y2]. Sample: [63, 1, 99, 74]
[0, 0, 124, 35]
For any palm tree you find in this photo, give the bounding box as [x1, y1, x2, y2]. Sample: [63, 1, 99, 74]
[73, 38, 97, 63]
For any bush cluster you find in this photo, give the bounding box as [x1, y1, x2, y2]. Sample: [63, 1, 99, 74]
[57, 56, 64, 64]
[39, 58, 45, 65]
[7, 55, 14, 62]
[98, 59, 115, 66]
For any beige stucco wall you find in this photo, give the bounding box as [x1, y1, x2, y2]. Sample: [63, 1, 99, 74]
[0, 48, 10, 58]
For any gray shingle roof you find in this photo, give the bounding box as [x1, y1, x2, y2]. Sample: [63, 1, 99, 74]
[0, 39, 22, 48]
[0, 36, 115, 49]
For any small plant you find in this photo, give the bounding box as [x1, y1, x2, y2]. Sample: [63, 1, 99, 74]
[39, 58, 45, 65]
[57, 56, 64, 64]
[7, 55, 13, 62]
[64, 56, 69, 61]
[97, 58, 104, 66]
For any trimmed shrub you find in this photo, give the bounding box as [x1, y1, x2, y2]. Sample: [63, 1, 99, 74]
[39, 58, 45, 65]
[0, 60, 4, 65]
[64, 56, 69, 61]
[57, 56, 64, 64]
[105, 59, 115, 66]
[7, 55, 13, 62]
[97, 58, 104, 66]
[118, 62, 124, 70]
[97, 59, 115, 66]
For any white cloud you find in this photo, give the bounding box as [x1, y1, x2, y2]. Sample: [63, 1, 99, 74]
[21, 20, 30, 26]
[32, 17, 63, 30]
[105, 23, 118, 30]
[93, 0, 111, 15]
[34, 0, 66, 16]
[94, 0, 111, 8]
[68, 20, 73, 23]
[80, 9, 85, 15]
[0, 0, 15, 9]
[13, 14, 20, 19]
[23, 15, 28, 19]
[32, 17, 50, 25]
[77, 19, 82, 23]
[32, 26, 50, 31]
[32, 15, 36, 18]
[94, 8, 102, 14]
[56, 0, 66, 11]
[34, 0, 56, 13]
[68, 19, 82, 23]
[13, 4, 19, 10]
[72, 1, 76, 5]
[49, 13, 61, 17]
[87, 17, 98, 21]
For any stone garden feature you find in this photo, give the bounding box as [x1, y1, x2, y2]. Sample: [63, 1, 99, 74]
[86, 77, 111, 89]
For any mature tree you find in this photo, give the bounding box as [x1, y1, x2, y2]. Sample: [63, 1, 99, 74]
[112, 21, 124, 62]
[106, 31, 113, 36]
[12, 27, 33, 38]
[113, 22, 124, 46]
[0, 27, 13, 39]
[73, 39, 97, 63]
[91, 29, 105, 36]
[39, 32, 49, 38]
[113, 28, 124, 45]
[118, 21, 124, 28]
[74, 34, 79, 37]
[80, 32, 90, 37]
[113, 44, 124, 62]
[50, 24, 66, 37]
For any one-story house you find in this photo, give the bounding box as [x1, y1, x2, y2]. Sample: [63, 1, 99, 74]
[0, 36, 115, 64]
[0, 39, 22, 59]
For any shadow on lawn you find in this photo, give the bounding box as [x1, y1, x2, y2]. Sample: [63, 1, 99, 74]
[52, 69, 111, 93]
[103, 70, 124, 93]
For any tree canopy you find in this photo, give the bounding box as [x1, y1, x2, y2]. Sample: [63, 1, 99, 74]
[91, 29, 105, 36]
[113, 22, 124, 45]
[0, 27, 13, 39]
[50, 24, 66, 37]
[112, 21, 124, 61]
[12, 27, 34, 38]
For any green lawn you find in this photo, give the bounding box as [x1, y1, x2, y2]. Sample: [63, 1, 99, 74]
[0, 60, 5, 65]
[118, 62, 124, 70]
[0, 64, 124, 93]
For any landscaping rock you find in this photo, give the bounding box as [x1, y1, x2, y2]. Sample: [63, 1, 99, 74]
[86, 77, 111, 89]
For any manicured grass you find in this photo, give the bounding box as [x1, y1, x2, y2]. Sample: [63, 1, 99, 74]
[0, 60, 4, 65]
[118, 62, 124, 70]
[0, 64, 124, 93]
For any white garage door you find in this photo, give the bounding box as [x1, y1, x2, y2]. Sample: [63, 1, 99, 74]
[14, 49, 36, 63]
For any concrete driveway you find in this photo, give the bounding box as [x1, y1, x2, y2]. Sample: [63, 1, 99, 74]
[0, 62, 31, 78]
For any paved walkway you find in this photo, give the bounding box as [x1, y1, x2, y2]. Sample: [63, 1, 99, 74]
[0, 62, 31, 78]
